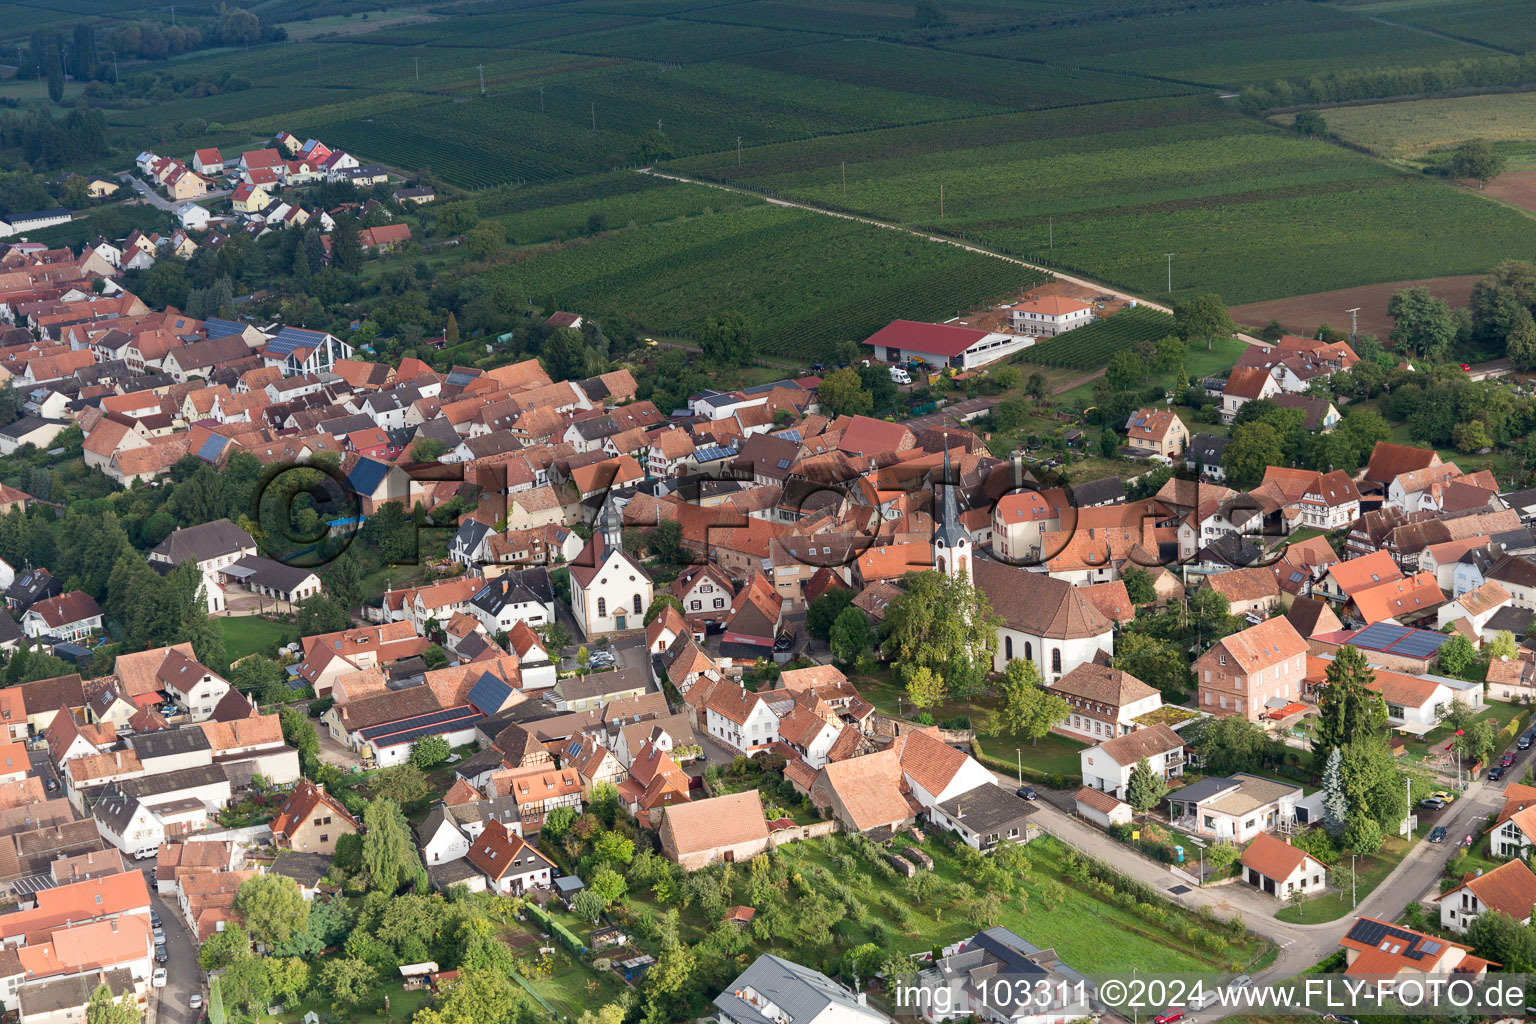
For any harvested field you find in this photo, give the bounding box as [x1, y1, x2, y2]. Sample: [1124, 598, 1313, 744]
[1481, 170, 1536, 215]
[1229, 275, 1480, 339]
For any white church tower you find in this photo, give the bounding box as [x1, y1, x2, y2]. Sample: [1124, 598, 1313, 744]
[933, 436, 972, 581]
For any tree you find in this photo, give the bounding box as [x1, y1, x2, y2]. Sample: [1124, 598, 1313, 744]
[234, 873, 309, 947]
[829, 605, 874, 667]
[1173, 293, 1235, 350]
[1438, 633, 1482, 679]
[1451, 138, 1506, 186]
[372, 763, 431, 806]
[1293, 110, 1327, 136]
[593, 830, 635, 865]
[1456, 717, 1499, 768]
[631, 129, 673, 165]
[914, 0, 947, 26]
[816, 367, 872, 418]
[644, 593, 686, 626]
[221, 954, 273, 1015]
[1467, 910, 1536, 972]
[1126, 756, 1167, 814]
[883, 570, 1000, 700]
[699, 310, 754, 367]
[1488, 630, 1519, 663]
[543, 805, 578, 838]
[320, 957, 376, 1011]
[1506, 307, 1536, 371]
[1121, 566, 1156, 606]
[1313, 645, 1385, 760]
[411, 438, 449, 462]
[994, 658, 1069, 745]
[85, 982, 140, 1024]
[467, 220, 505, 260]
[1387, 286, 1455, 360]
[1098, 429, 1119, 458]
[198, 923, 250, 970]
[1112, 632, 1191, 702]
[410, 734, 450, 768]
[1342, 814, 1383, 855]
[1191, 715, 1273, 775]
[1222, 421, 1285, 489]
[905, 665, 946, 710]
[591, 866, 628, 904]
[1322, 746, 1348, 837]
[266, 957, 311, 1006]
[807, 589, 854, 640]
[330, 214, 364, 274]
[571, 888, 607, 923]
[1025, 371, 1049, 404]
[362, 798, 420, 893]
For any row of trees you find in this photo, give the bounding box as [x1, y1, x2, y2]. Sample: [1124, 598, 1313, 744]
[1238, 51, 1536, 113]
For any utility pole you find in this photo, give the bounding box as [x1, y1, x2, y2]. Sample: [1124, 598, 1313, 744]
[540, 86, 544, 113]
[591, 102, 595, 129]
[1351, 854, 1357, 908]
[414, 56, 419, 81]
[478, 64, 485, 95]
[1346, 306, 1361, 343]
[170, 5, 175, 25]
[1049, 217, 1053, 251]
[1165, 252, 1175, 294]
[737, 135, 741, 166]
[657, 118, 662, 133]
[841, 161, 846, 195]
[939, 183, 944, 219]
[112, 52, 119, 83]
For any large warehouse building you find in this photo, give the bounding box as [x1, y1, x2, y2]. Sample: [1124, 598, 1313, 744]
[864, 319, 1033, 371]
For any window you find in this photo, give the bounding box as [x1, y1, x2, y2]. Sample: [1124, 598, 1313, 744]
[597, 597, 606, 617]
[690, 600, 700, 610]
[633, 593, 643, 614]
[1051, 649, 1061, 674]
[1025, 642, 1033, 662]
[714, 598, 724, 609]
[1005, 636, 1014, 659]
[319, 834, 328, 843]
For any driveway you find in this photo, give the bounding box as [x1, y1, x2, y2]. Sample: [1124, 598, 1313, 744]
[148, 885, 203, 1024]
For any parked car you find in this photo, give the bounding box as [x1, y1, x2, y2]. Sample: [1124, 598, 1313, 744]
[1490, 766, 1506, 781]
[1231, 975, 1252, 989]
[1016, 786, 1037, 801]
[1504, 752, 1518, 767]
[152, 968, 167, 989]
[150, 911, 161, 928]
[1428, 826, 1448, 844]
[1521, 730, 1535, 750]
[44, 778, 57, 792]
[1418, 796, 1446, 810]
[154, 944, 168, 964]
[1154, 1012, 1183, 1024]
[189, 995, 203, 1010]
[1431, 789, 1455, 803]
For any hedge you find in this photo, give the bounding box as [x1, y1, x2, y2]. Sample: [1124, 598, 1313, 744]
[524, 901, 586, 955]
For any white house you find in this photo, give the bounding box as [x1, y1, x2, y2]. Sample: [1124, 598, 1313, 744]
[1079, 724, 1186, 800]
[704, 684, 778, 755]
[1009, 296, 1093, 337]
[176, 203, 212, 231]
[1048, 663, 1162, 743]
[1166, 773, 1303, 844]
[899, 728, 993, 811]
[417, 806, 473, 866]
[1435, 858, 1536, 933]
[715, 955, 891, 1024]
[1239, 832, 1326, 899]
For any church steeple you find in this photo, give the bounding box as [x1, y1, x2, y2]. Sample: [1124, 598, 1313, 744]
[934, 434, 972, 580]
[600, 499, 623, 553]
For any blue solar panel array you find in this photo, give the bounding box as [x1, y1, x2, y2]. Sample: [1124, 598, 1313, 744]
[265, 326, 326, 356]
[358, 705, 483, 743]
[694, 443, 737, 463]
[445, 369, 477, 387]
[204, 318, 246, 340]
[195, 434, 230, 462]
[1349, 621, 1449, 659]
[467, 672, 513, 716]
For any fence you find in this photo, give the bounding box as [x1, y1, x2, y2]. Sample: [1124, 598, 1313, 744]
[767, 819, 839, 850]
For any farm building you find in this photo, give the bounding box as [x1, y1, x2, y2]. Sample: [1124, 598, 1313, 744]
[863, 320, 1032, 372]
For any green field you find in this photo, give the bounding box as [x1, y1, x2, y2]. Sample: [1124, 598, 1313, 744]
[485, 200, 1041, 358]
[1284, 93, 1536, 162]
[1019, 306, 1176, 369]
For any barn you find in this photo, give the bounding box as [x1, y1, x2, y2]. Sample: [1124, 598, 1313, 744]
[863, 319, 1032, 371]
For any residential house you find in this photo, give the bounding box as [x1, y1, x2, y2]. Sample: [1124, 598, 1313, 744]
[20, 592, 102, 642]
[658, 790, 771, 870]
[1435, 858, 1536, 933]
[464, 820, 553, 896]
[1048, 663, 1162, 743]
[1338, 917, 1487, 980]
[269, 780, 360, 855]
[713, 954, 890, 1024]
[1123, 407, 1188, 459]
[1193, 617, 1308, 720]
[916, 927, 1093, 1024]
[1240, 832, 1326, 899]
[1078, 724, 1185, 800]
[1166, 773, 1304, 843]
[927, 782, 1035, 851]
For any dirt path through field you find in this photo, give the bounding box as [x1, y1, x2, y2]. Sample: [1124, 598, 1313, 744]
[639, 167, 1274, 345]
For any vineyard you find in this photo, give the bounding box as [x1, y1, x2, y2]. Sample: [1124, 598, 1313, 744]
[1017, 306, 1175, 370]
[485, 202, 1041, 360]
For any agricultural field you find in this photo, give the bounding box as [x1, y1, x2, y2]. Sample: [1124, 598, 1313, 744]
[1287, 93, 1536, 164]
[677, 96, 1536, 305]
[945, 1, 1491, 86]
[1017, 306, 1175, 369]
[486, 201, 1040, 359]
[1347, 0, 1536, 53]
[479, 174, 748, 244]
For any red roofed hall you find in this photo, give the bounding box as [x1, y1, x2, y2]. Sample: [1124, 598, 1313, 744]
[863, 319, 1032, 371]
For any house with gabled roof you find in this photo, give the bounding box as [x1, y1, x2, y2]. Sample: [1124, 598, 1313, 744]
[1194, 617, 1308, 721]
[1240, 831, 1326, 899]
[270, 779, 359, 855]
[1338, 917, 1487, 979]
[973, 560, 1113, 682]
[1048, 663, 1162, 743]
[1435, 857, 1536, 933]
[465, 819, 553, 895]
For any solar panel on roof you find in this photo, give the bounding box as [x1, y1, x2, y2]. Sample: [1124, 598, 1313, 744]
[1421, 940, 1441, 954]
[467, 673, 513, 716]
[1350, 622, 1411, 650]
[195, 435, 229, 462]
[358, 705, 483, 742]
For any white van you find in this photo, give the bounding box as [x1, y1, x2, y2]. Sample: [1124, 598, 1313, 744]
[889, 366, 912, 385]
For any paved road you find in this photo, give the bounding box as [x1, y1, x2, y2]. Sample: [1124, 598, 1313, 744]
[640, 168, 1268, 346]
[118, 173, 234, 214]
[148, 882, 204, 1024]
[993, 765, 1503, 992]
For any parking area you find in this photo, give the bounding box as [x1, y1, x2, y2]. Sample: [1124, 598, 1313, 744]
[147, 883, 204, 1024]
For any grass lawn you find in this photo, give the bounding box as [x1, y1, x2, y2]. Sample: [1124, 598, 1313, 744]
[852, 667, 1088, 782]
[218, 615, 299, 662]
[1401, 703, 1532, 768]
[257, 977, 434, 1023]
[1273, 836, 1410, 924]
